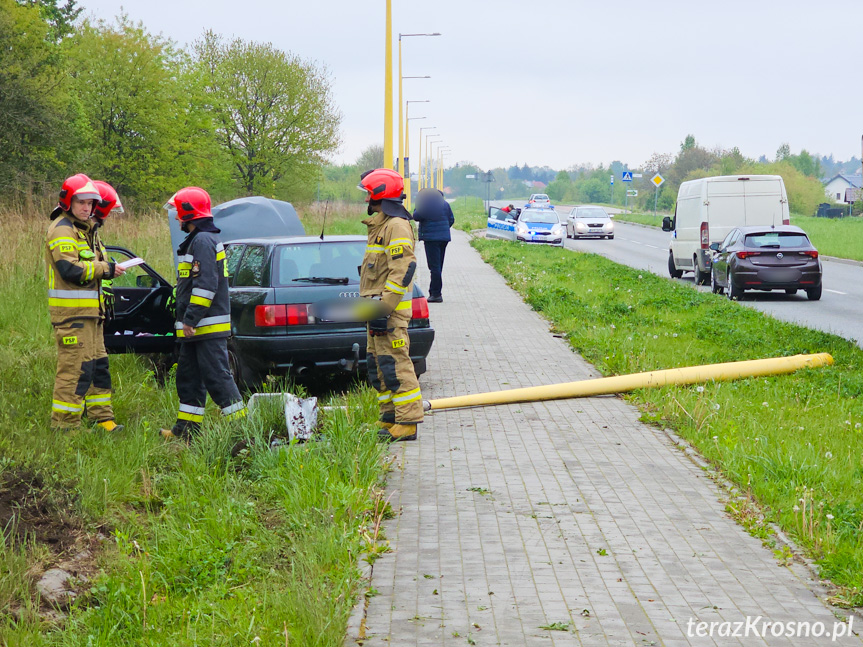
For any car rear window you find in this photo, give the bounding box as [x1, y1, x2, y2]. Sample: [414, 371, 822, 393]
[532, 195, 549, 200]
[274, 241, 365, 286]
[744, 232, 810, 248]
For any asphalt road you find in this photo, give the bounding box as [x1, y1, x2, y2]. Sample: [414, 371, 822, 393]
[487, 200, 863, 347]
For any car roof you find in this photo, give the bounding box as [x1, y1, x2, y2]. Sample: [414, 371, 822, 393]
[735, 225, 807, 235]
[573, 204, 607, 209]
[225, 234, 366, 246]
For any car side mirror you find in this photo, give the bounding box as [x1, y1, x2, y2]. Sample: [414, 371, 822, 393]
[661, 216, 673, 232]
[608, 213, 614, 219]
[136, 275, 156, 288]
[709, 242, 720, 251]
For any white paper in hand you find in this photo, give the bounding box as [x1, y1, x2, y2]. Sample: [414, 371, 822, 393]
[117, 257, 145, 270]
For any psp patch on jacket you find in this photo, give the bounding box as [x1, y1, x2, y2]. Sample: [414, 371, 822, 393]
[191, 260, 201, 278]
[389, 245, 404, 259]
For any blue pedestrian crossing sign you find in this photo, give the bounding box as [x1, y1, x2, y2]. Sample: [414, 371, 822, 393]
[622, 172, 633, 182]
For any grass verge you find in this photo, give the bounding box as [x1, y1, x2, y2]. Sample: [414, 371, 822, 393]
[472, 237, 863, 605]
[0, 204, 387, 645]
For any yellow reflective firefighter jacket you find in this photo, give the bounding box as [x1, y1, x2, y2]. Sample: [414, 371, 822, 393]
[360, 211, 417, 325]
[45, 215, 115, 324]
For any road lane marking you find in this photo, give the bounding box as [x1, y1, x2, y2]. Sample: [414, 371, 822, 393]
[645, 244, 660, 249]
[825, 289, 847, 295]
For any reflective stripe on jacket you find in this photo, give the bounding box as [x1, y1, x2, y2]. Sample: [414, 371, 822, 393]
[360, 211, 416, 325]
[174, 231, 231, 342]
[45, 216, 113, 324]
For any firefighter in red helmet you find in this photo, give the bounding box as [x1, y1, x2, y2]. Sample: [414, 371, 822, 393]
[160, 187, 246, 440]
[358, 168, 423, 441]
[45, 174, 126, 431]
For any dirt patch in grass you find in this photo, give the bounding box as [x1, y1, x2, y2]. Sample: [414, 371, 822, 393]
[0, 470, 80, 553]
[1, 470, 109, 616]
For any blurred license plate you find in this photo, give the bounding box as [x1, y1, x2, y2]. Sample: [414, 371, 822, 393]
[762, 270, 800, 282]
[589, 228, 602, 233]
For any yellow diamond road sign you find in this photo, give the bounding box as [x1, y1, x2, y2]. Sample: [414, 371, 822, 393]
[651, 173, 665, 187]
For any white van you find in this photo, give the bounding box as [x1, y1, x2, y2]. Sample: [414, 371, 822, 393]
[662, 175, 790, 284]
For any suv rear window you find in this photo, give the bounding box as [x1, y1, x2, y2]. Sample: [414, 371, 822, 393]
[274, 241, 365, 286]
[744, 233, 810, 248]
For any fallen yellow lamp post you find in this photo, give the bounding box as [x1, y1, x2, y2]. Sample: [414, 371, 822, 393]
[422, 353, 833, 412]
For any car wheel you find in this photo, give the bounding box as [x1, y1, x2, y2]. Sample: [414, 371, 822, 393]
[806, 284, 822, 301]
[668, 253, 683, 279]
[727, 271, 744, 300]
[784, 288, 798, 295]
[693, 257, 710, 285]
[228, 342, 265, 391]
[711, 268, 723, 294]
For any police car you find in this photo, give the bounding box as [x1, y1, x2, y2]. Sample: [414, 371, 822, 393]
[486, 206, 565, 247]
[103, 197, 435, 388]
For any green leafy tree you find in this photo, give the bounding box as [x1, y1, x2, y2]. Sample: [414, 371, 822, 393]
[680, 134, 696, 151]
[546, 170, 571, 202]
[0, 0, 72, 193]
[775, 142, 791, 162]
[356, 144, 384, 171]
[16, 0, 80, 42]
[194, 31, 341, 199]
[66, 15, 191, 202]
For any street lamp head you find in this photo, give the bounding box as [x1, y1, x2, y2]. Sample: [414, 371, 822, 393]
[400, 32, 442, 38]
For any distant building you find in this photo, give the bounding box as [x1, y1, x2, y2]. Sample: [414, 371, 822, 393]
[823, 173, 862, 203]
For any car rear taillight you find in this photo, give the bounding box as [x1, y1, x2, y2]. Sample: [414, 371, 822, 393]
[800, 250, 819, 258]
[286, 304, 309, 325]
[255, 304, 310, 327]
[411, 297, 429, 319]
[735, 251, 761, 259]
[255, 304, 286, 327]
[700, 222, 709, 249]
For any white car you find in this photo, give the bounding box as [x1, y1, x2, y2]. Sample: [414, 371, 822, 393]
[526, 193, 553, 209]
[566, 205, 614, 239]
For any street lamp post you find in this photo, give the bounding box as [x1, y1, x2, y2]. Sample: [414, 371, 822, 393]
[430, 140, 444, 189]
[427, 137, 442, 189]
[398, 32, 439, 179]
[418, 127, 436, 192]
[383, 0, 393, 169]
[405, 101, 428, 210]
[438, 146, 451, 189]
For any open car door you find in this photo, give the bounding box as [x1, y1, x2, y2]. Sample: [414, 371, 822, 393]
[487, 206, 517, 241]
[103, 246, 176, 354]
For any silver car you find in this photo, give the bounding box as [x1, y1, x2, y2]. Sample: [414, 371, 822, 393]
[566, 205, 614, 239]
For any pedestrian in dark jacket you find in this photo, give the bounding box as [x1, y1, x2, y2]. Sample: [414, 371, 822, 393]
[412, 188, 454, 303]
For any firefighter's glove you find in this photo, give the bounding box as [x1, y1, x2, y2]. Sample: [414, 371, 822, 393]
[166, 287, 177, 317]
[368, 316, 391, 337]
[102, 280, 115, 320]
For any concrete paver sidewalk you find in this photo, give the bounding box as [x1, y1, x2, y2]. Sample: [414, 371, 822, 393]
[346, 230, 860, 646]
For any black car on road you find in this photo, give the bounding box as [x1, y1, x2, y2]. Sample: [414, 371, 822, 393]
[103, 198, 434, 387]
[709, 225, 822, 301]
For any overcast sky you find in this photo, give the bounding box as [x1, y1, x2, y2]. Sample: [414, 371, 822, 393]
[80, 0, 862, 171]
